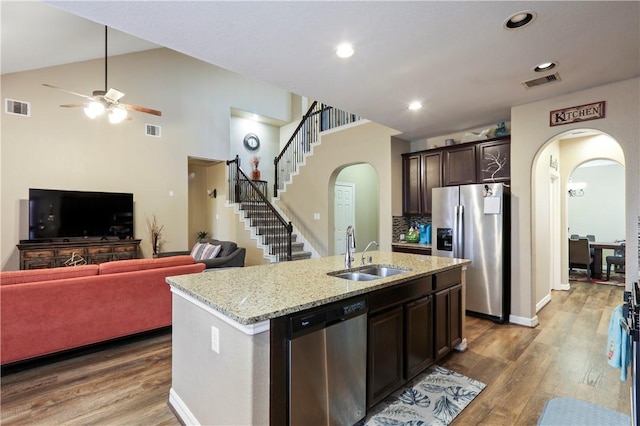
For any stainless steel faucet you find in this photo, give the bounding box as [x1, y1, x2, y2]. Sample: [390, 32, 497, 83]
[361, 241, 379, 265]
[345, 226, 356, 268]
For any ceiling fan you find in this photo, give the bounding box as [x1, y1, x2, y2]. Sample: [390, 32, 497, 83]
[43, 26, 161, 123]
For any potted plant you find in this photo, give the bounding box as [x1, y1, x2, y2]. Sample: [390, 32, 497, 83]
[147, 215, 164, 257]
[197, 231, 209, 242]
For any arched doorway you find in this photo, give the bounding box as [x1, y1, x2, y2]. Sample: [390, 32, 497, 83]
[531, 130, 625, 310]
[329, 163, 379, 255]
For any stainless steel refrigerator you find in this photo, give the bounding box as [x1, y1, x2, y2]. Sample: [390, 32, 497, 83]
[432, 183, 510, 323]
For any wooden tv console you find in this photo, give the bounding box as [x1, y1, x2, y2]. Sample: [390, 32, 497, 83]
[17, 239, 141, 270]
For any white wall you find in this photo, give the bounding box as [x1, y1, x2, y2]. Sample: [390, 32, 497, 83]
[568, 163, 625, 242]
[1, 48, 292, 270]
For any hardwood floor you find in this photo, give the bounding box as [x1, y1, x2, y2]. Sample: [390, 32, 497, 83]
[0, 281, 630, 425]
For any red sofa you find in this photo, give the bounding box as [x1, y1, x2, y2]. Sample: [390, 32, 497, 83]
[0, 255, 205, 365]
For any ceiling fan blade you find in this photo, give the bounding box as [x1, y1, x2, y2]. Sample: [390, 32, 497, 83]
[59, 103, 87, 108]
[123, 103, 162, 117]
[42, 83, 94, 100]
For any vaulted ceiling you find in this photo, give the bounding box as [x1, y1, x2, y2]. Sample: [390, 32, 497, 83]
[3, 1, 639, 141]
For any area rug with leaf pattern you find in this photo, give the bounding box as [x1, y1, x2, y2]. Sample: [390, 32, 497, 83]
[364, 365, 485, 426]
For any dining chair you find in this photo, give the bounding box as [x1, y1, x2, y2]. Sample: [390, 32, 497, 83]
[569, 237, 594, 279]
[606, 242, 625, 280]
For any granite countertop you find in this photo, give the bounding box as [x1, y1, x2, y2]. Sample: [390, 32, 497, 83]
[167, 252, 469, 326]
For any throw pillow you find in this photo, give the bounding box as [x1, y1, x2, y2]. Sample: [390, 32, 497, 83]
[200, 243, 222, 260]
[190, 242, 222, 260]
[190, 242, 208, 259]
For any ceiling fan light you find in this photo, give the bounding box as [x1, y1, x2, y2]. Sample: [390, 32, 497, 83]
[108, 106, 127, 124]
[84, 101, 105, 119]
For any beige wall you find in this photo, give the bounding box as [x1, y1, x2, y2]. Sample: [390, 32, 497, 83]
[276, 121, 402, 256]
[336, 164, 379, 253]
[512, 77, 639, 325]
[1, 48, 292, 270]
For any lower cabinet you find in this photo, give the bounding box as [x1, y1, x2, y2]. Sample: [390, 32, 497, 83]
[367, 270, 464, 408]
[367, 306, 404, 408]
[434, 284, 462, 360]
[404, 296, 434, 379]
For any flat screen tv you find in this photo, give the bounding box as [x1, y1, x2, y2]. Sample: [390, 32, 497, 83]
[29, 188, 134, 241]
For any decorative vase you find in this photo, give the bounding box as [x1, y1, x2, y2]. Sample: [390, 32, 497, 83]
[252, 169, 261, 180]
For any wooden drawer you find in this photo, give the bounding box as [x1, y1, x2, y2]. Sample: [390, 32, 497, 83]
[114, 251, 137, 260]
[370, 276, 433, 314]
[88, 254, 113, 264]
[57, 248, 86, 257]
[87, 246, 113, 255]
[22, 249, 55, 259]
[434, 268, 461, 291]
[24, 258, 56, 269]
[114, 244, 137, 253]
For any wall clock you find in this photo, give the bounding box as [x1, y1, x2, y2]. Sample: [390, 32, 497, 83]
[243, 133, 260, 151]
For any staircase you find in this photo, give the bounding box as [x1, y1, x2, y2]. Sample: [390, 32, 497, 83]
[240, 202, 311, 261]
[227, 101, 362, 263]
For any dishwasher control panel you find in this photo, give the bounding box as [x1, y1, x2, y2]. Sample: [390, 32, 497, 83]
[289, 297, 368, 338]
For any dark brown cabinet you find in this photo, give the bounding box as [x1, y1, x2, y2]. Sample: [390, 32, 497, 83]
[444, 144, 477, 186]
[402, 152, 442, 215]
[367, 306, 404, 408]
[404, 296, 434, 379]
[477, 139, 511, 183]
[422, 152, 442, 214]
[434, 284, 462, 360]
[402, 136, 510, 206]
[402, 154, 422, 215]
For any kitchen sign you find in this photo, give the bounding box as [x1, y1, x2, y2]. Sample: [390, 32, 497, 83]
[549, 101, 606, 127]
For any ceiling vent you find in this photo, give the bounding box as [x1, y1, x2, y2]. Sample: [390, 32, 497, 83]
[5, 98, 30, 117]
[145, 124, 161, 137]
[522, 73, 561, 88]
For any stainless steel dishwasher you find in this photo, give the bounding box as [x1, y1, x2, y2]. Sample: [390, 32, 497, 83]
[288, 297, 368, 426]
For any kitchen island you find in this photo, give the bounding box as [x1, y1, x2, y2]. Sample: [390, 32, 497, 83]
[166, 251, 470, 425]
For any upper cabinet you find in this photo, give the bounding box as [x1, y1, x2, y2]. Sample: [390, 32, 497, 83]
[402, 151, 442, 215]
[477, 139, 510, 183]
[402, 137, 509, 215]
[444, 144, 477, 186]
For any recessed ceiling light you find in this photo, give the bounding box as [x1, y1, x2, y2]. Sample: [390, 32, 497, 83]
[503, 10, 536, 30]
[336, 43, 354, 58]
[408, 101, 423, 111]
[534, 61, 557, 72]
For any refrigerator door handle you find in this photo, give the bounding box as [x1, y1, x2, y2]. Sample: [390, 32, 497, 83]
[454, 205, 464, 258]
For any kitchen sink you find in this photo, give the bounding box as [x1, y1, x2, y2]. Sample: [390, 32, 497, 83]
[358, 265, 409, 277]
[331, 271, 380, 281]
[328, 264, 410, 281]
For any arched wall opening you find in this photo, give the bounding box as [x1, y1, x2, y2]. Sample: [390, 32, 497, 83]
[328, 163, 380, 256]
[531, 130, 625, 312]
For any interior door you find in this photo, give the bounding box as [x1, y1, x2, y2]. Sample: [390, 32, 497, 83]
[334, 182, 355, 255]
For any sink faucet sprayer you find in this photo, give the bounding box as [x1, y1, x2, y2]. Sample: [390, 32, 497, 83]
[361, 241, 379, 265]
[345, 226, 356, 268]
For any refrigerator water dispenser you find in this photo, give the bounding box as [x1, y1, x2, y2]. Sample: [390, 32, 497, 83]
[436, 228, 453, 251]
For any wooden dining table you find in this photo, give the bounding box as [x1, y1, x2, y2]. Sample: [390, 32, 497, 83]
[590, 241, 624, 277]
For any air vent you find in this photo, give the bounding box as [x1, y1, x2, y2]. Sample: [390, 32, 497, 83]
[145, 124, 161, 137]
[522, 73, 561, 88]
[5, 99, 30, 117]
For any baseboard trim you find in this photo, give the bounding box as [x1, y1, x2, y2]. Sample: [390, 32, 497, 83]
[536, 293, 552, 313]
[509, 314, 539, 328]
[169, 388, 199, 426]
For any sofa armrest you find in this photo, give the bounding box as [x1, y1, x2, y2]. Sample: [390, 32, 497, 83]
[199, 247, 246, 269]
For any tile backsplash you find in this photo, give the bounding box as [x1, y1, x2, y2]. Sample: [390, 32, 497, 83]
[392, 215, 431, 242]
